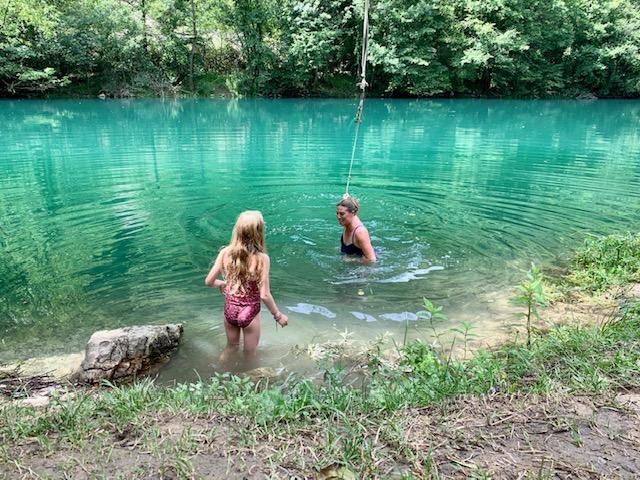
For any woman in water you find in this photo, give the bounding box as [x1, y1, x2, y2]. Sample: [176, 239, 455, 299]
[336, 196, 376, 262]
[205, 211, 288, 358]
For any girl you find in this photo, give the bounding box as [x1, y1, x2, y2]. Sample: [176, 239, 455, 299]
[205, 211, 288, 356]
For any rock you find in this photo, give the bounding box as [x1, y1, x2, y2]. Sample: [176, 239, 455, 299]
[14, 353, 84, 380]
[381, 348, 401, 367]
[244, 367, 280, 381]
[627, 283, 640, 298]
[34, 385, 59, 397]
[572, 401, 594, 417]
[319, 464, 356, 480]
[78, 324, 183, 384]
[19, 395, 50, 408]
[576, 92, 597, 100]
[616, 393, 640, 413]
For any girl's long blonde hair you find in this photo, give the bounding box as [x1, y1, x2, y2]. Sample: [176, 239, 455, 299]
[223, 211, 266, 295]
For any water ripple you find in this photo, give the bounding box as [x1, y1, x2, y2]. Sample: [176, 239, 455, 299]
[1, 99, 640, 365]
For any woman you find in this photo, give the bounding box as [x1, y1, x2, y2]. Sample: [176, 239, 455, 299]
[336, 196, 376, 262]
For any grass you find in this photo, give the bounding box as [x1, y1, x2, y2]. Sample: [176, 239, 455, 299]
[568, 232, 640, 292]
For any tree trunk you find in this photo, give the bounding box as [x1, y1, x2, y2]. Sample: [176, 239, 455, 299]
[141, 0, 148, 55]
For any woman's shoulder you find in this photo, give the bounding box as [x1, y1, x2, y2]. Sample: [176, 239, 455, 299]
[354, 223, 370, 235]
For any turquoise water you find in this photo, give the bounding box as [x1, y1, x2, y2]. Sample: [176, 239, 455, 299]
[1, 99, 640, 378]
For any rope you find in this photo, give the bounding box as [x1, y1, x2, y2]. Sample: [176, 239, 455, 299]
[344, 0, 370, 199]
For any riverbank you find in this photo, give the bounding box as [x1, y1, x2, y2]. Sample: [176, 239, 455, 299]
[1, 305, 639, 478]
[1, 233, 639, 478]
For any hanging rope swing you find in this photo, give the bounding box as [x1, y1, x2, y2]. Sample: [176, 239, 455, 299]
[343, 0, 371, 199]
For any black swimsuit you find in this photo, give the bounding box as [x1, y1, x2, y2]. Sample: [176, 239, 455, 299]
[341, 225, 364, 256]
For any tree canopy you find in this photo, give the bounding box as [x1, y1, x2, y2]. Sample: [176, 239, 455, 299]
[1, 0, 639, 98]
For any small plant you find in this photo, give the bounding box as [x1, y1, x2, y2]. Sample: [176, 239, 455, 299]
[570, 424, 584, 447]
[411, 298, 448, 347]
[451, 320, 478, 358]
[422, 298, 447, 323]
[514, 263, 549, 348]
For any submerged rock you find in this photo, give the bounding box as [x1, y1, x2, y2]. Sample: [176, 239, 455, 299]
[78, 324, 183, 384]
[244, 367, 280, 381]
[576, 92, 598, 100]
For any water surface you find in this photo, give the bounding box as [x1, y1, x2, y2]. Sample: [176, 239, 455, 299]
[1, 99, 639, 380]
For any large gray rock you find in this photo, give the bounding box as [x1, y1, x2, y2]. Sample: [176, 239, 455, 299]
[78, 324, 183, 384]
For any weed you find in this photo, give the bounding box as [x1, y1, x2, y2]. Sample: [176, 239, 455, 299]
[513, 263, 549, 347]
[415, 298, 448, 348]
[570, 425, 583, 447]
[450, 320, 478, 358]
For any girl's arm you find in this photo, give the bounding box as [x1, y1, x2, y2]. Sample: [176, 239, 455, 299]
[204, 248, 227, 293]
[260, 254, 288, 327]
[355, 227, 377, 262]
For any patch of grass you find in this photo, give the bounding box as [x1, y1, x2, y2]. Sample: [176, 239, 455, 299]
[569, 233, 640, 292]
[1, 393, 97, 445]
[5, 235, 640, 476]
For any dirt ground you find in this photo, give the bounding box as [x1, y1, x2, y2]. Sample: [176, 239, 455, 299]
[404, 391, 640, 479]
[3, 389, 640, 479]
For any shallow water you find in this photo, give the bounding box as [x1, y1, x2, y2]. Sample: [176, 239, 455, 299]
[1, 99, 639, 380]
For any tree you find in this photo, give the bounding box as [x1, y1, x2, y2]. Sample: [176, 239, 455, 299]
[277, 0, 358, 93]
[0, 0, 69, 95]
[566, 0, 640, 97]
[151, 0, 219, 93]
[217, 0, 277, 94]
[367, 0, 463, 96]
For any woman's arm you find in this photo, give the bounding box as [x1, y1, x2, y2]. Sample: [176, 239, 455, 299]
[204, 248, 227, 293]
[355, 227, 376, 262]
[259, 254, 288, 326]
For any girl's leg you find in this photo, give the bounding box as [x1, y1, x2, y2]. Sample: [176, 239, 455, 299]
[220, 319, 242, 364]
[243, 313, 261, 357]
[223, 318, 241, 347]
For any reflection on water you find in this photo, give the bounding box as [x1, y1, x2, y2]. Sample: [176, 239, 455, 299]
[1, 99, 640, 381]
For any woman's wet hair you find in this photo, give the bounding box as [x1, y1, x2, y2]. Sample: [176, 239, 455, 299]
[336, 196, 360, 214]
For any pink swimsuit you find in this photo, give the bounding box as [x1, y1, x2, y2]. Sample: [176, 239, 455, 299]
[224, 281, 261, 328]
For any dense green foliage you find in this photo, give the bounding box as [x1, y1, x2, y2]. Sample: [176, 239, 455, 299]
[570, 233, 640, 292]
[2, 0, 640, 97]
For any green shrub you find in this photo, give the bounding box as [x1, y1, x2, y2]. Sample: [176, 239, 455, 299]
[569, 233, 640, 292]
